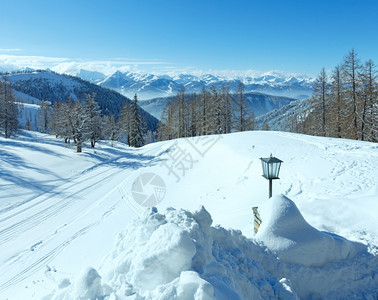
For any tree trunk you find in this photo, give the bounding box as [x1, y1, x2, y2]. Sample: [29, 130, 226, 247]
[77, 139, 82, 152]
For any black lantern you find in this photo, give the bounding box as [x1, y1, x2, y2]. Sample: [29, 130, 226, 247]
[260, 154, 283, 198]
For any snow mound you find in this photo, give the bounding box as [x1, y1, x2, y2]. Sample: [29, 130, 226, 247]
[255, 194, 365, 266]
[47, 206, 295, 300]
[46, 205, 377, 300]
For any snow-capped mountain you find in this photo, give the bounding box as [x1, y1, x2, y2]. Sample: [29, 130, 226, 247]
[75, 69, 106, 84]
[95, 71, 314, 100]
[1, 63, 315, 101]
[97, 71, 183, 100]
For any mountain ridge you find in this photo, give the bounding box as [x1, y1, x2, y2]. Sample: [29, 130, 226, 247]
[1, 65, 315, 100]
[96, 70, 314, 100]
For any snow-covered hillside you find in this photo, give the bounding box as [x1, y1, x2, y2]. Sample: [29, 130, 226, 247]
[1, 71, 159, 130]
[0, 131, 377, 299]
[256, 98, 313, 131]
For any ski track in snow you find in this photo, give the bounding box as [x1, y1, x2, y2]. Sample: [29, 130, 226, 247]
[0, 200, 122, 292]
[0, 135, 164, 295]
[0, 162, 125, 243]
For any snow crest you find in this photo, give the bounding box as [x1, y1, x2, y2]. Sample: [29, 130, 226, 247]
[46, 204, 377, 300]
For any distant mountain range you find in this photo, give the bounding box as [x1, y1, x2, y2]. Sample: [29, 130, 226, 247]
[1, 69, 314, 133]
[1, 65, 315, 100]
[55, 69, 315, 101]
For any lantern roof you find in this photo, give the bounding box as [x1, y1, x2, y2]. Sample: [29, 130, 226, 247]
[260, 155, 283, 164]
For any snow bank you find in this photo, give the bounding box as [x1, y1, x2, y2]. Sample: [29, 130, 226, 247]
[46, 205, 377, 300]
[255, 194, 366, 266]
[46, 206, 295, 300]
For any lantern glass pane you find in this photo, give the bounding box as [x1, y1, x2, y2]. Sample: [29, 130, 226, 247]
[277, 163, 281, 178]
[273, 163, 279, 178]
[261, 161, 268, 178]
[268, 163, 273, 178]
[273, 162, 282, 178]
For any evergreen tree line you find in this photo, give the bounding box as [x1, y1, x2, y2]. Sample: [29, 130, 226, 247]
[0, 80, 19, 138]
[0, 75, 152, 149]
[157, 83, 255, 141]
[2, 70, 159, 132]
[37, 94, 148, 151]
[292, 50, 377, 142]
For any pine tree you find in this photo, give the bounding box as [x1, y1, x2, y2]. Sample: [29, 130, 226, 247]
[158, 101, 176, 141]
[50, 100, 74, 143]
[0, 79, 19, 138]
[209, 85, 222, 134]
[83, 93, 102, 148]
[175, 87, 186, 138]
[235, 82, 249, 132]
[311, 68, 329, 136]
[102, 115, 118, 141]
[188, 93, 198, 137]
[360, 60, 378, 141]
[221, 84, 232, 134]
[130, 94, 144, 147]
[197, 87, 210, 136]
[342, 49, 362, 140]
[329, 65, 344, 138]
[71, 101, 91, 153]
[117, 101, 132, 145]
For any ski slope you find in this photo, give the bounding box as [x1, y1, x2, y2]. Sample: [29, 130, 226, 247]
[0, 130, 377, 299]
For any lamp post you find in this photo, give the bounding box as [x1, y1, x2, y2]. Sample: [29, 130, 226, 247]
[260, 154, 283, 198]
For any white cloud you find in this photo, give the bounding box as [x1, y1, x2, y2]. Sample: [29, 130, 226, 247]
[0, 54, 311, 79]
[0, 54, 69, 71]
[0, 54, 169, 75]
[0, 49, 23, 52]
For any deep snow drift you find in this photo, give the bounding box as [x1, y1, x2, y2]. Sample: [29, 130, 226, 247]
[46, 204, 377, 300]
[0, 130, 377, 299]
[255, 194, 365, 267]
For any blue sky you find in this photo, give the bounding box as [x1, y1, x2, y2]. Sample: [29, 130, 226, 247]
[0, 0, 377, 76]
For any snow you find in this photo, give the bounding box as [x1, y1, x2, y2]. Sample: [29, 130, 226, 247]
[45, 206, 295, 300]
[255, 194, 365, 266]
[96, 70, 313, 100]
[43, 205, 377, 299]
[5, 71, 82, 90]
[0, 130, 377, 299]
